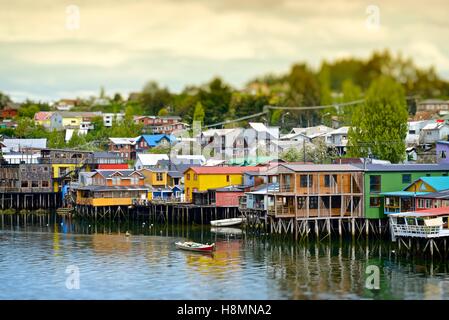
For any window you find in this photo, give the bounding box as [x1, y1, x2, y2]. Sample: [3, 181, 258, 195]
[42, 181, 49, 188]
[32, 181, 39, 188]
[324, 175, 330, 187]
[309, 196, 318, 209]
[369, 175, 381, 193]
[441, 151, 447, 159]
[402, 174, 411, 184]
[187, 174, 190, 181]
[194, 174, 198, 181]
[156, 173, 163, 181]
[324, 175, 337, 187]
[370, 197, 380, 207]
[226, 175, 230, 182]
[21, 181, 28, 188]
[427, 131, 432, 135]
[300, 175, 312, 188]
[409, 130, 416, 134]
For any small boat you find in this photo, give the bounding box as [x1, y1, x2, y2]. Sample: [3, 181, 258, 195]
[175, 241, 215, 253]
[210, 217, 244, 227]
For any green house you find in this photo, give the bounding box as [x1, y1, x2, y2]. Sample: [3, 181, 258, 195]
[364, 163, 449, 219]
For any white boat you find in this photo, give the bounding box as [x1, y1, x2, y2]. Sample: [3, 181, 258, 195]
[175, 241, 215, 253]
[210, 217, 244, 227]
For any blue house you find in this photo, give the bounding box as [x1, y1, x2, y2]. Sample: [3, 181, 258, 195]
[138, 134, 176, 151]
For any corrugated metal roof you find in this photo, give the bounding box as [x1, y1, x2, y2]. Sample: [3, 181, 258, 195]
[382, 191, 429, 196]
[94, 169, 143, 178]
[419, 176, 449, 191]
[388, 206, 449, 217]
[185, 166, 260, 174]
[283, 164, 362, 172]
[416, 190, 449, 199]
[363, 163, 449, 172]
[78, 185, 149, 191]
[141, 134, 176, 147]
[2, 138, 47, 149]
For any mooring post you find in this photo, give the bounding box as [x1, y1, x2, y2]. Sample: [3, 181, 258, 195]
[351, 218, 355, 238]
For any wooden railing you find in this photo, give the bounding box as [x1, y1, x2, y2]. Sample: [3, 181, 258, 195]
[391, 224, 443, 238]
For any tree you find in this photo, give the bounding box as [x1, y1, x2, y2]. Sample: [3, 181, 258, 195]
[340, 79, 363, 125]
[0, 92, 11, 109]
[280, 147, 303, 162]
[347, 76, 408, 163]
[158, 108, 169, 117]
[286, 63, 321, 127]
[140, 81, 172, 115]
[67, 130, 87, 148]
[193, 101, 205, 125]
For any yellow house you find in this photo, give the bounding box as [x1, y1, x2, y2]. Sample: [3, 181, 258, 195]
[184, 166, 259, 202]
[52, 163, 81, 192]
[139, 168, 168, 187]
[34, 111, 53, 127]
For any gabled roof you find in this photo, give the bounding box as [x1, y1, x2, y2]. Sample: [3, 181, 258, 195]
[362, 163, 449, 172]
[109, 137, 140, 145]
[282, 163, 362, 172]
[141, 134, 176, 147]
[328, 126, 350, 135]
[94, 169, 144, 178]
[34, 111, 53, 121]
[418, 177, 449, 192]
[184, 166, 260, 175]
[136, 153, 169, 166]
[422, 122, 448, 130]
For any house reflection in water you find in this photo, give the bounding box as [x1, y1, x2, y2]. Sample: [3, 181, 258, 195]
[184, 241, 242, 277]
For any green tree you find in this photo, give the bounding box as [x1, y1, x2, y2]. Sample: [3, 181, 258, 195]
[340, 79, 363, 125]
[193, 101, 205, 125]
[0, 92, 11, 108]
[140, 81, 172, 115]
[158, 108, 169, 117]
[347, 76, 408, 163]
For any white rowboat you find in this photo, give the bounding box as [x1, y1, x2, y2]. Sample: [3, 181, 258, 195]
[210, 217, 244, 227]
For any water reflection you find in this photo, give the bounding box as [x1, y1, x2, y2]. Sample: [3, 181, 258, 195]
[1, 214, 449, 299]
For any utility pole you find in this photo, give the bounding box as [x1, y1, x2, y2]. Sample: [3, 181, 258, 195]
[303, 139, 306, 164]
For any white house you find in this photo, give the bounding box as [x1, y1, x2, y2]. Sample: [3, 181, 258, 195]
[1, 152, 40, 164]
[326, 126, 350, 155]
[290, 125, 333, 140]
[103, 113, 125, 127]
[406, 120, 433, 145]
[421, 122, 449, 144]
[135, 153, 169, 170]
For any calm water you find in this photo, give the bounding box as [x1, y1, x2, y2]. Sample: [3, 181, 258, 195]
[1, 214, 449, 300]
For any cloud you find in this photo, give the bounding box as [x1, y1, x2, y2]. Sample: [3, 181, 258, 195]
[0, 0, 448, 100]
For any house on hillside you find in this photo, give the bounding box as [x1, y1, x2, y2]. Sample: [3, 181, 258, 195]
[108, 137, 139, 161]
[421, 121, 449, 144]
[134, 153, 169, 170]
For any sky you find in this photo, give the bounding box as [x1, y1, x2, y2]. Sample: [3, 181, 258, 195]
[1, 0, 449, 102]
